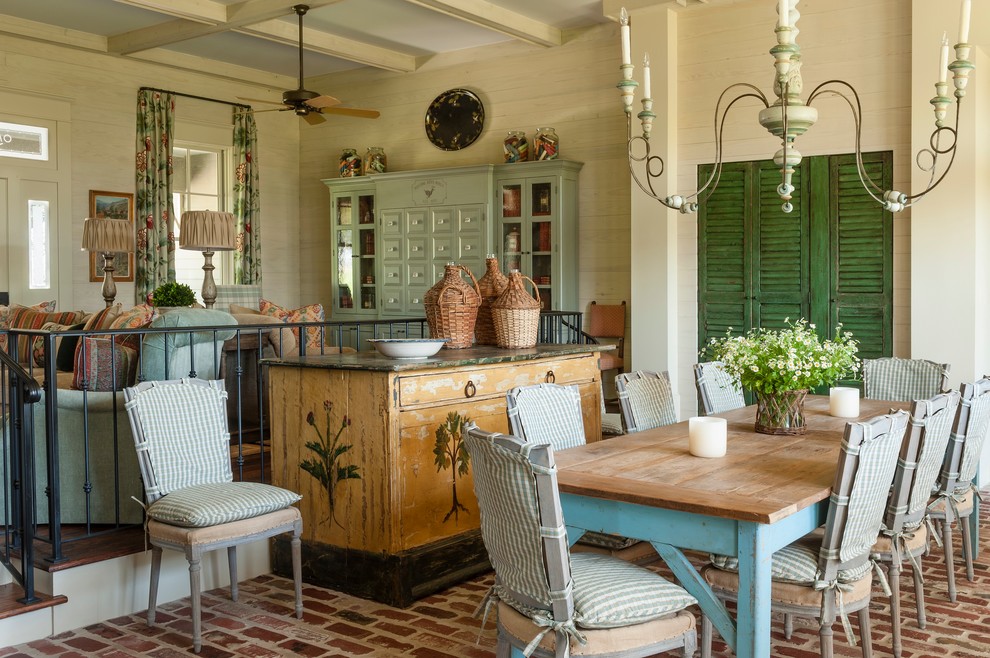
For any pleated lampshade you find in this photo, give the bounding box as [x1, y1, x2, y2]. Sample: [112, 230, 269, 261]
[179, 211, 237, 251]
[81, 217, 133, 253]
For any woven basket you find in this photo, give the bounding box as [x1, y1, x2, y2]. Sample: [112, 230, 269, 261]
[423, 264, 481, 349]
[475, 256, 509, 346]
[491, 271, 541, 349]
[754, 389, 808, 435]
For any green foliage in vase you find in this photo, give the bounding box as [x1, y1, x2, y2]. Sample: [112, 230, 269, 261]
[704, 318, 860, 395]
[301, 400, 360, 529]
[151, 281, 196, 307]
[434, 411, 471, 523]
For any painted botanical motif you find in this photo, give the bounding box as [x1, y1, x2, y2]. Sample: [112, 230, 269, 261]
[434, 411, 471, 523]
[301, 400, 360, 529]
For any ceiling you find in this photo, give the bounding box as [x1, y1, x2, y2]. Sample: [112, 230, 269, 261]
[0, 0, 630, 90]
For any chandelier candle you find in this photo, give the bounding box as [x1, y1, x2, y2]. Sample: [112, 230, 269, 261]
[617, 1, 974, 214]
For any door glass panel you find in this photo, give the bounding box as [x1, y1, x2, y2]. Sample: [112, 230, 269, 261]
[501, 184, 522, 218]
[502, 221, 522, 272]
[337, 229, 353, 308]
[28, 199, 49, 288]
[531, 182, 552, 216]
[337, 196, 353, 225]
[358, 194, 374, 224]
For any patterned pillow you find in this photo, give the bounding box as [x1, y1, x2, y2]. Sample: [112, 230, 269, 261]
[108, 304, 157, 349]
[260, 299, 325, 351]
[71, 303, 122, 368]
[6, 307, 85, 364]
[72, 336, 139, 391]
[32, 321, 75, 368]
[146, 482, 301, 527]
[55, 321, 87, 372]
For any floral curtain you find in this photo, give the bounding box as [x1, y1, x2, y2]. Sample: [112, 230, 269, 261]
[233, 108, 262, 284]
[134, 89, 176, 303]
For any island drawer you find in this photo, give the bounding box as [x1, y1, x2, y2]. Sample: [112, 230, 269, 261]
[396, 354, 597, 408]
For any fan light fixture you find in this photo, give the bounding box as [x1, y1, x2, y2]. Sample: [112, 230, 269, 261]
[618, 0, 974, 214]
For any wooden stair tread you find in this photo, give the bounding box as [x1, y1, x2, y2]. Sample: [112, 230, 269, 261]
[0, 583, 67, 620]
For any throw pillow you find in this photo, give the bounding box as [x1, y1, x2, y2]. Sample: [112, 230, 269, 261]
[71, 303, 123, 371]
[231, 313, 297, 357]
[32, 322, 75, 368]
[0, 300, 57, 354]
[259, 299, 325, 352]
[72, 336, 138, 391]
[108, 304, 158, 349]
[55, 321, 87, 372]
[229, 303, 261, 316]
[7, 307, 86, 365]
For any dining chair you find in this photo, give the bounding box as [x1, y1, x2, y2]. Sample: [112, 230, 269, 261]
[616, 370, 677, 433]
[928, 376, 990, 603]
[506, 383, 648, 560]
[862, 357, 950, 401]
[693, 361, 745, 416]
[463, 424, 698, 658]
[700, 409, 911, 658]
[871, 391, 960, 658]
[123, 378, 304, 653]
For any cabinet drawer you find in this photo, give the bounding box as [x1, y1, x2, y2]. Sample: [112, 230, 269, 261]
[458, 206, 484, 233]
[407, 263, 428, 287]
[407, 210, 429, 234]
[381, 287, 404, 313]
[382, 263, 402, 285]
[407, 237, 427, 261]
[382, 238, 402, 261]
[406, 288, 426, 311]
[458, 234, 483, 260]
[397, 356, 597, 407]
[432, 209, 454, 233]
[433, 237, 453, 260]
[382, 211, 402, 236]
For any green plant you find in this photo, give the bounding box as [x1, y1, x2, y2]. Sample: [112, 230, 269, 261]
[704, 318, 860, 395]
[301, 400, 360, 529]
[434, 411, 471, 523]
[151, 281, 196, 307]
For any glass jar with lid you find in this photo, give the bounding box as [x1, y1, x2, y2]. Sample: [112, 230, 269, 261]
[503, 131, 528, 163]
[534, 127, 559, 160]
[364, 146, 387, 175]
[339, 148, 362, 177]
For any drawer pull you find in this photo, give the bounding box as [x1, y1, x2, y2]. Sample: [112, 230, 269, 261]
[464, 380, 476, 398]
[412, 298, 420, 304]
[545, 370, 556, 383]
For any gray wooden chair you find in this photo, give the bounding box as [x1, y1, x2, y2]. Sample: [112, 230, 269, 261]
[701, 409, 911, 658]
[123, 378, 303, 653]
[871, 391, 960, 658]
[616, 370, 677, 433]
[463, 424, 697, 658]
[693, 361, 745, 416]
[928, 376, 990, 603]
[862, 357, 950, 401]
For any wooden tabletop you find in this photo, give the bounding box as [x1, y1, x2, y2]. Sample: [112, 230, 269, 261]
[555, 396, 908, 525]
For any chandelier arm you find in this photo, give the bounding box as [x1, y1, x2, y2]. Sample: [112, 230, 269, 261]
[903, 100, 962, 203]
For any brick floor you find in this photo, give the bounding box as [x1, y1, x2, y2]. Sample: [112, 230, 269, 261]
[2, 516, 989, 656]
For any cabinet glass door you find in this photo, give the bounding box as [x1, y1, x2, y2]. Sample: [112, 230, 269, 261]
[336, 228, 354, 309]
[356, 192, 377, 311]
[334, 191, 376, 313]
[500, 183, 523, 272]
[530, 181, 553, 309]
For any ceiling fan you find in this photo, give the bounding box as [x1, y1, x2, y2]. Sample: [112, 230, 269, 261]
[241, 4, 380, 125]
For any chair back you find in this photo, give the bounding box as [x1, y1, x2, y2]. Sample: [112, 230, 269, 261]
[124, 378, 233, 503]
[883, 391, 960, 534]
[616, 370, 677, 433]
[693, 361, 745, 415]
[937, 376, 990, 498]
[506, 383, 586, 451]
[862, 357, 950, 401]
[463, 425, 574, 630]
[818, 410, 910, 581]
[586, 301, 625, 340]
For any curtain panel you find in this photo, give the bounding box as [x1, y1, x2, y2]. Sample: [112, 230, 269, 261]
[134, 90, 176, 303]
[233, 109, 262, 284]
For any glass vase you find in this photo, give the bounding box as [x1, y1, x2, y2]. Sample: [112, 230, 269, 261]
[754, 389, 808, 435]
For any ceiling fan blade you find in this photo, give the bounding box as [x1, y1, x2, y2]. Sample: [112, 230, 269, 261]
[306, 95, 341, 109]
[251, 107, 291, 114]
[302, 111, 326, 125]
[320, 106, 381, 119]
[238, 96, 287, 106]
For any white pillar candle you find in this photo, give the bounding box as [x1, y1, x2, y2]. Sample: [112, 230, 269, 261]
[778, 0, 789, 28]
[959, 0, 971, 44]
[939, 32, 950, 84]
[689, 417, 727, 458]
[620, 7, 631, 66]
[829, 386, 860, 418]
[643, 53, 652, 98]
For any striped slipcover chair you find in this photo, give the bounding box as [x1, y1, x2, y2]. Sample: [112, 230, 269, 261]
[124, 378, 303, 653]
[464, 425, 697, 658]
[862, 357, 950, 401]
[928, 376, 990, 603]
[700, 410, 910, 658]
[616, 370, 677, 434]
[693, 361, 746, 416]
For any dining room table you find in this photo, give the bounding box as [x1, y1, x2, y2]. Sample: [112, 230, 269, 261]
[555, 394, 909, 658]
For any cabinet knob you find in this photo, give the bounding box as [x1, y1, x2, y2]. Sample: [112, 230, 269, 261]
[464, 245, 472, 250]
[464, 380, 477, 398]
[388, 272, 396, 278]
[412, 272, 421, 278]
[545, 370, 556, 383]
[412, 298, 420, 304]
[438, 246, 446, 251]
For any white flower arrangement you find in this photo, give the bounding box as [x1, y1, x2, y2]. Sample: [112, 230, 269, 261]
[705, 318, 860, 395]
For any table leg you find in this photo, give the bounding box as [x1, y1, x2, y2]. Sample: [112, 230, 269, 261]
[736, 522, 773, 658]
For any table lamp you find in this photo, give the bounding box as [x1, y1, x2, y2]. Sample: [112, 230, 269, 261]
[179, 210, 237, 309]
[81, 217, 133, 307]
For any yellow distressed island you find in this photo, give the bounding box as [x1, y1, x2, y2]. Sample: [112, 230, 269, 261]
[264, 343, 606, 606]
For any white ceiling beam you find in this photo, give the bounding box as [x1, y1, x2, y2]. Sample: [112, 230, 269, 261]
[401, 0, 561, 47]
[129, 48, 294, 89]
[0, 14, 109, 52]
[111, 0, 228, 24]
[238, 19, 418, 72]
[107, 0, 344, 54]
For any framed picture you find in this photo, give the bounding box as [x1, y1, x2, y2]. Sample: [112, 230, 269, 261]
[88, 190, 135, 282]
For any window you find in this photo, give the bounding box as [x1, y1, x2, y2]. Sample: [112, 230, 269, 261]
[172, 144, 230, 297]
[27, 199, 49, 288]
[0, 121, 48, 161]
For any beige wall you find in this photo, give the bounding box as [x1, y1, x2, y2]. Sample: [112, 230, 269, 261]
[0, 33, 301, 311]
[298, 24, 630, 317]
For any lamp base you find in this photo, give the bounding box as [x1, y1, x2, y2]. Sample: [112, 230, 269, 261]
[201, 250, 217, 309]
[100, 252, 117, 307]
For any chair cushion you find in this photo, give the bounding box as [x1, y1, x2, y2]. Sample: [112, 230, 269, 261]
[577, 531, 640, 551]
[568, 553, 696, 629]
[702, 563, 873, 609]
[871, 526, 929, 559]
[147, 481, 301, 527]
[709, 535, 872, 585]
[601, 412, 624, 437]
[928, 489, 975, 518]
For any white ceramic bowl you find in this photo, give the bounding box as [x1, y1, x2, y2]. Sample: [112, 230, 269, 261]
[368, 338, 448, 359]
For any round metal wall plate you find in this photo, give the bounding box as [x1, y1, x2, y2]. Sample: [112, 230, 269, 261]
[424, 88, 485, 151]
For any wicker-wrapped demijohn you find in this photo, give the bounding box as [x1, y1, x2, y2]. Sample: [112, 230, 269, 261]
[491, 271, 542, 349]
[423, 263, 481, 349]
[474, 256, 509, 346]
